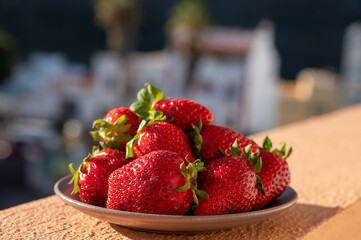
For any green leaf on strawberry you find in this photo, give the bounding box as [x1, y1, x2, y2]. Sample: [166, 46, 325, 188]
[250, 153, 262, 173]
[285, 147, 293, 159]
[172, 159, 209, 208]
[153, 110, 167, 121]
[262, 136, 273, 152]
[68, 163, 80, 195]
[256, 175, 266, 195]
[145, 83, 163, 104]
[219, 148, 226, 156]
[231, 139, 241, 156]
[242, 144, 251, 158]
[125, 119, 148, 158]
[136, 119, 148, 133]
[196, 190, 209, 200]
[130, 88, 152, 119]
[261, 136, 293, 160]
[130, 84, 165, 120]
[189, 121, 203, 158]
[125, 138, 136, 158]
[91, 115, 134, 150]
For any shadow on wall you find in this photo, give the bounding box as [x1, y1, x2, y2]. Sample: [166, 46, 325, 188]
[109, 203, 340, 239]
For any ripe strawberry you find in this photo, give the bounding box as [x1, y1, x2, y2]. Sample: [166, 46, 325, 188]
[104, 107, 141, 132]
[253, 137, 292, 210]
[126, 121, 195, 162]
[153, 99, 213, 132]
[130, 83, 213, 132]
[69, 147, 130, 207]
[106, 150, 207, 215]
[91, 107, 141, 150]
[190, 123, 259, 163]
[193, 143, 264, 215]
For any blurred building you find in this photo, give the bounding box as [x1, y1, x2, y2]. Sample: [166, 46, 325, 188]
[1, 0, 360, 79]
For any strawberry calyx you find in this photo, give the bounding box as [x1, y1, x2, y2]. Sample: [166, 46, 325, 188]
[189, 121, 203, 158]
[241, 143, 262, 173]
[68, 146, 107, 195]
[126, 84, 172, 159]
[171, 159, 209, 208]
[125, 119, 146, 158]
[221, 140, 262, 173]
[130, 83, 166, 121]
[90, 115, 134, 151]
[261, 136, 293, 160]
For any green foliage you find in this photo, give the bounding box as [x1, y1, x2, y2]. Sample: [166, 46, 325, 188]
[166, 0, 211, 33]
[94, 0, 140, 29]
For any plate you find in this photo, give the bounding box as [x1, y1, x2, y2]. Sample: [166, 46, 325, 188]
[54, 175, 297, 233]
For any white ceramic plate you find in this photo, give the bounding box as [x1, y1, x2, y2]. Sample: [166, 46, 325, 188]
[54, 175, 297, 233]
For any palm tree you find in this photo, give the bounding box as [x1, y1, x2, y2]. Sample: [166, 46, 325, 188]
[166, 0, 211, 86]
[94, 0, 140, 56]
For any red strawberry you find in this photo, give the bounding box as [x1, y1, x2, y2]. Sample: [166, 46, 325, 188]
[130, 83, 213, 132]
[153, 99, 213, 132]
[193, 144, 263, 215]
[104, 107, 141, 133]
[68, 147, 130, 207]
[107, 150, 207, 215]
[127, 121, 195, 162]
[253, 137, 292, 210]
[91, 107, 141, 150]
[191, 123, 259, 163]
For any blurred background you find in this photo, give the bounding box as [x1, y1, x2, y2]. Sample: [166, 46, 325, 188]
[0, 0, 361, 209]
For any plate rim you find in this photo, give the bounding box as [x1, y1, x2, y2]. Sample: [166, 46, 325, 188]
[54, 175, 297, 223]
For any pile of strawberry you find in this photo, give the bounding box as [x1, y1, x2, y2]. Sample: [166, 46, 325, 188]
[69, 83, 292, 215]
